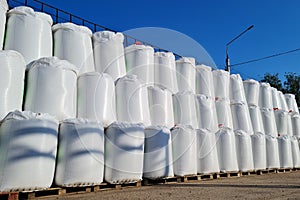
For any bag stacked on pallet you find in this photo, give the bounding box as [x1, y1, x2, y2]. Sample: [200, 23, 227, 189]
[0, 51, 26, 120]
[0, 111, 58, 192]
[171, 125, 197, 176]
[55, 119, 104, 187]
[143, 126, 174, 179]
[52, 23, 95, 75]
[176, 57, 196, 93]
[104, 122, 144, 184]
[4, 6, 53, 64]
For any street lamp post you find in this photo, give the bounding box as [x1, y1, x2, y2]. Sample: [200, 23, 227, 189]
[225, 25, 254, 73]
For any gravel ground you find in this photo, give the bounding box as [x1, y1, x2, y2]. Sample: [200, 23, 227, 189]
[45, 171, 300, 200]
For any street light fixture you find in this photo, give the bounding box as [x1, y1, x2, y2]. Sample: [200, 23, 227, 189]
[225, 25, 254, 73]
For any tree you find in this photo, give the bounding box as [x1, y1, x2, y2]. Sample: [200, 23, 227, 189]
[261, 72, 300, 106]
[283, 72, 300, 106]
[261, 73, 283, 91]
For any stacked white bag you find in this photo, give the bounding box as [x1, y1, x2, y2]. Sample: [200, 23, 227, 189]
[274, 109, 288, 136]
[251, 133, 267, 170]
[25, 57, 78, 121]
[77, 72, 116, 127]
[171, 125, 197, 176]
[125, 44, 154, 85]
[154, 52, 178, 94]
[215, 98, 233, 129]
[52, 23, 95, 75]
[195, 64, 215, 98]
[0, 51, 26, 120]
[265, 135, 280, 169]
[148, 86, 174, 129]
[0, 111, 58, 192]
[213, 70, 230, 100]
[259, 83, 273, 109]
[278, 91, 289, 111]
[195, 95, 218, 133]
[115, 74, 151, 126]
[243, 79, 260, 106]
[215, 127, 238, 172]
[143, 126, 174, 179]
[197, 129, 219, 174]
[290, 136, 300, 168]
[55, 119, 104, 187]
[291, 113, 300, 138]
[277, 135, 293, 169]
[93, 31, 126, 81]
[105, 122, 144, 183]
[4, 6, 53, 64]
[0, 0, 7, 49]
[234, 130, 254, 172]
[271, 87, 281, 110]
[260, 108, 277, 137]
[176, 57, 196, 93]
[285, 94, 299, 114]
[248, 105, 265, 134]
[173, 91, 198, 129]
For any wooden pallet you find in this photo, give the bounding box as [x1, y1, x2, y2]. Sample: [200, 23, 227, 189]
[292, 168, 300, 171]
[277, 168, 292, 173]
[143, 177, 178, 185]
[256, 169, 278, 175]
[239, 171, 256, 176]
[219, 171, 240, 178]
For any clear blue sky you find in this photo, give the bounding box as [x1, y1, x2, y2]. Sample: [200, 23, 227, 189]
[25, 0, 300, 81]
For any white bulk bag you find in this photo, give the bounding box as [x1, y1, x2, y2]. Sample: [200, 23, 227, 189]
[251, 133, 267, 170]
[148, 86, 174, 129]
[215, 98, 233, 129]
[93, 31, 126, 81]
[55, 119, 104, 187]
[258, 83, 273, 109]
[195, 64, 215, 98]
[285, 94, 299, 114]
[287, 113, 293, 136]
[243, 79, 260, 106]
[261, 108, 278, 137]
[0, 111, 58, 192]
[265, 135, 280, 169]
[195, 95, 218, 133]
[290, 136, 300, 168]
[143, 126, 174, 179]
[213, 70, 230, 100]
[291, 113, 300, 138]
[125, 44, 154, 85]
[277, 136, 293, 169]
[274, 109, 288, 136]
[176, 57, 196, 93]
[248, 105, 265, 134]
[77, 72, 116, 127]
[25, 57, 78, 121]
[0, 0, 7, 49]
[171, 125, 197, 176]
[154, 52, 178, 94]
[173, 91, 198, 129]
[278, 91, 288, 111]
[229, 74, 246, 102]
[104, 122, 144, 184]
[197, 129, 220, 174]
[4, 6, 53, 64]
[115, 74, 151, 126]
[0, 51, 26, 120]
[234, 130, 254, 172]
[53, 23, 95, 75]
[215, 127, 239, 172]
[271, 87, 281, 109]
[230, 101, 253, 134]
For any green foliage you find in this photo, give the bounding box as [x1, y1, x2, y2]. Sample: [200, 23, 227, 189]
[261, 72, 300, 106]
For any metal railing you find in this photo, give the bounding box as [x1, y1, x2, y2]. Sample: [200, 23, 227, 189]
[7, 0, 184, 59]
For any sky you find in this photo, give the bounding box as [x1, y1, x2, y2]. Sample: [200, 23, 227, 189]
[13, 0, 300, 81]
